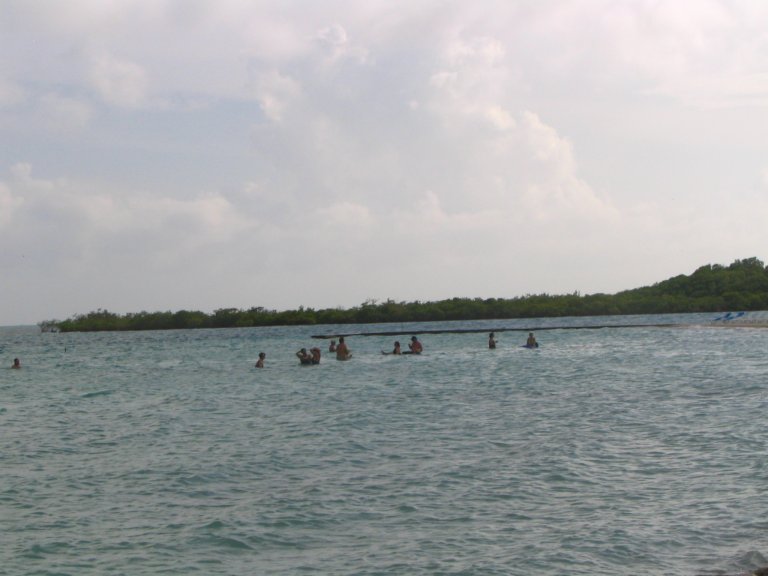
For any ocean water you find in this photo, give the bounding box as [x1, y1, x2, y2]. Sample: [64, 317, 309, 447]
[2, 314, 767, 576]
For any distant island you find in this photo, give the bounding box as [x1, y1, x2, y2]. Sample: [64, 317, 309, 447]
[42, 257, 768, 332]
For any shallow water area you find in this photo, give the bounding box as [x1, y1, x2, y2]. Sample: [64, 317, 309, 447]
[2, 314, 767, 575]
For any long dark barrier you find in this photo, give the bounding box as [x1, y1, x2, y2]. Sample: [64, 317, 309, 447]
[311, 323, 684, 339]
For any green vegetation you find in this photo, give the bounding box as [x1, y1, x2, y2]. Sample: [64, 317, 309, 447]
[45, 257, 768, 332]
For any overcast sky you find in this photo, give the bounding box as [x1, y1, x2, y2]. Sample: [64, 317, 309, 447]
[1, 0, 767, 325]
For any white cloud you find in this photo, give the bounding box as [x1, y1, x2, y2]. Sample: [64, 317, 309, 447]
[1, 1, 768, 324]
[444, 35, 505, 68]
[251, 68, 301, 122]
[37, 93, 92, 132]
[314, 23, 370, 66]
[484, 105, 516, 131]
[0, 164, 255, 272]
[316, 201, 372, 229]
[0, 77, 25, 108]
[315, 23, 349, 62]
[651, 72, 768, 109]
[591, 0, 768, 108]
[0, 182, 20, 226]
[88, 52, 148, 108]
[519, 111, 616, 222]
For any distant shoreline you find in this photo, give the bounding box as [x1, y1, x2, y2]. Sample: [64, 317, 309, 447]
[35, 257, 768, 333]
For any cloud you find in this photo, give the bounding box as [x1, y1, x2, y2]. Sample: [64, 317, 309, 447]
[237, 12, 620, 299]
[0, 77, 25, 108]
[1, 1, 768, 324]
[651, 72, 768, 109]
[316, 22, 347, 46]
[37, 93, 92, 132]
[519, 111, 616, 222]
[314, 23, 370, 66]
[484, 105, 516, 131]
[88, 52, 148, 108]
[590, 0, 768, 108]
[251, 68, 301, 122]
[0, 163, 255, 272]
[0, 181, 20, 226]
[316, 201, 373, 229]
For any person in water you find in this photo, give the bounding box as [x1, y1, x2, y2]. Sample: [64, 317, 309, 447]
[383, 341, 401, 355]
[310, 347, 321, 364]
[11, 358, 21, 369]
[488, 332, 497, 349]
[525, 332, 538, 348]
[255, 352, 266, 368]
[336, 336, 352, 360]
[408, 336, 423, 354]
[296, 348, 314, 365]
[328, 340, 337, 352]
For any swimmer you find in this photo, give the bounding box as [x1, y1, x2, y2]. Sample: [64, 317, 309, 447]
[296, 348, 314, 365]
[382, 341, 402, 355]
[329, 340, 337, 352]
[407, 336, 423, 354]
[310, 347, 321, 364]
[489, 332, 497, 349]
[525, 332, 538, 348]
[336, 336, 352, 361]
[255, 352, 266, 368]
[11, 358, 21, 369]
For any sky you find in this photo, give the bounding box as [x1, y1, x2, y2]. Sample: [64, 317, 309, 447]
[1, 0, 767, 325]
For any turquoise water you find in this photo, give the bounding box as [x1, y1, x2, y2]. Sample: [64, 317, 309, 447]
[2, 314, 767, 576]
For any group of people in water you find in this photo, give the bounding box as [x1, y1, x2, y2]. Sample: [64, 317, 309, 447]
[254, 332, 538, 368]
[382, 335, 423, 356]
[296, 347, 322, 365]
[254, 335, 419, 368]
[328, 336, 352, 360]
[489, 331, 538, 349]
[10, 332, 538, 370]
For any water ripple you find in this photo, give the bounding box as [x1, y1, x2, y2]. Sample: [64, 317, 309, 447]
[2, 317, 767, 575]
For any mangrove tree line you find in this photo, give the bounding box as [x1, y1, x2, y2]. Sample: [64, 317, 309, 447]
[45, 257, 768, 332]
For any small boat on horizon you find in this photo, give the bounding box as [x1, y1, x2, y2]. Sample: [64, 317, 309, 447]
[711, 311, 768, 327]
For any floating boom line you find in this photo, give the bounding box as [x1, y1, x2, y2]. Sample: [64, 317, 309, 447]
[311, 322, 685, 339]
